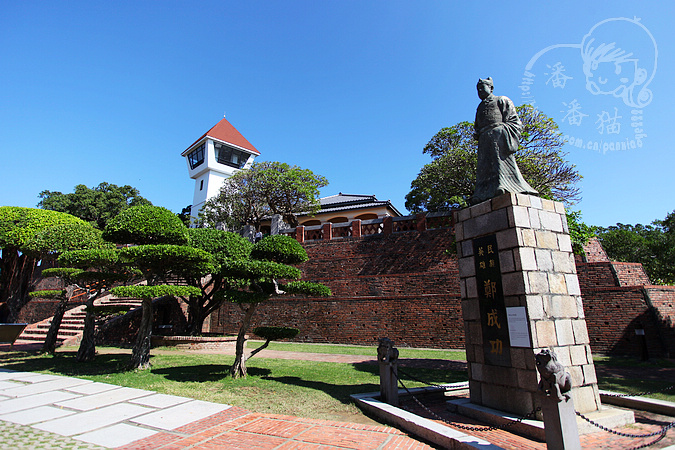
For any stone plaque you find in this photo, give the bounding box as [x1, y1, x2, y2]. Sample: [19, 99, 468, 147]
[473, 234, 511, 366]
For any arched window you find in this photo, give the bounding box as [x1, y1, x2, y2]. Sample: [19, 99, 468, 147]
[355, 213, 377, 220]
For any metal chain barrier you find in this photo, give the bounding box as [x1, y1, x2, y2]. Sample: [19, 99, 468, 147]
[396, 368, 674, 448]
[602, 384, 675, 398]
[576, 410, 674, 449]
[394, 369, 540, 432]
[396, 367, 463, 390]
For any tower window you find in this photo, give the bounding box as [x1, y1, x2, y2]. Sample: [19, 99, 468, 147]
[214, 143, 250, 169]
[188, 144, 205, 169]
[200, 180, 204, 190]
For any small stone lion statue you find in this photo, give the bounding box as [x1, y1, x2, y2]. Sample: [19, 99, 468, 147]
[535, 349, 572, 402]
[377, 337, 399, 364]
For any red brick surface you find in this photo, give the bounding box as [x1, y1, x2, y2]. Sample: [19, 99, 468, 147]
[210, 229, 464, 348]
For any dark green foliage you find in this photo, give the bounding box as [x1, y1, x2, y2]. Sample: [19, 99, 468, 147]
[221, 259, 302, 281]
[283, 281, 332, 297]
[253, 326, 299, 341]
[87, 305, 131, 316]
[405, 105, 581, 211]
[177, 205, 192, 227]
[38, 182, 152, 229]
[251, 235, 308, 265]
[0, 207, 108, 322]
[111, 284, 201, 299]
[200, 161, 328, 229]
[596, 210, 675, 285]
[0, 207, 87, 251]
[565, 211, 594, 255]
[119, 245, 215, 280]
[58, 249, 120, 269]
[26, 222, 113, 254]
[216, 289, 270, 304]
[28, 290, 64, 299]
[103, 205, 188, 245]
[41, 268, 86, 283]
[187, 228, 252, 266]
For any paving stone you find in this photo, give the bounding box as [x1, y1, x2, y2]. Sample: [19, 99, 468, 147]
[35, 402, 154, 436]
[130, 393, 193, 408]
[1, 377, 91, 398]
[75, 422, 159, 447]
[0, 380, 24, 390]
[65, 382, 120, 395]
[131, 399, 230, 430]
[0, 390, 82, 414]
[0, 371, 45, 381]
[55, 386, 154, 411]
[0, 405, 75, 425]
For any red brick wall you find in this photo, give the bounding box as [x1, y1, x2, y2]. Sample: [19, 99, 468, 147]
[644, 286, 675, 356]
[210, 229, 464, 348]
[575, 262, 619, 289]
[612, 262, 651, 286]
[582, 237, 610, 262]
[581, 286, 666, 357]
[209, 229, 675, 356]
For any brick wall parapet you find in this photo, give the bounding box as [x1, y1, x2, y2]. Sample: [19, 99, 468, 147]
[284, 211, 454, 243]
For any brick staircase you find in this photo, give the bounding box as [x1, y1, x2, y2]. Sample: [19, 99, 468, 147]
[14, 293, 143, 348]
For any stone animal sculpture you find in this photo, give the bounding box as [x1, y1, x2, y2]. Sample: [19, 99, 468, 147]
[535, 349, 572, 402]
[377, 337, 399, 364]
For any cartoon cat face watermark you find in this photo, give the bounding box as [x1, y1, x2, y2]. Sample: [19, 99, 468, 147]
[519, 17, 657, 154]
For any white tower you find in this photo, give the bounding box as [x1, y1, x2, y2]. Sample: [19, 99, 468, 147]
[181, 118, 259, 222]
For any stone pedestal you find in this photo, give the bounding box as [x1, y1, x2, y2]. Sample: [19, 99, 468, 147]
[541, 395, 581, 450]
[454, 193, 600, 416]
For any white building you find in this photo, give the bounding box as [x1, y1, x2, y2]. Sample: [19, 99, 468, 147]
[181, 118, 260, 221]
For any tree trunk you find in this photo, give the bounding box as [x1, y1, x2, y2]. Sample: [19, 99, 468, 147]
[41, 285, 75, 354]
[77, 296, 97, 362]
[0, 249, 40, 323]
[186, 301, 206, 336]
[230, 303, 257, 379]
[129, 297, 153, 370]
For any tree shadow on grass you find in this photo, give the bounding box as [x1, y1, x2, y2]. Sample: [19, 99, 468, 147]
[261, 362, 468, 405]
[262, 375, 379, 405]
[0, 350, 131, 376]
[152, 365, 271, 382]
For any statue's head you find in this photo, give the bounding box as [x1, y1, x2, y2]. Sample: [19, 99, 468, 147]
[477, 77, 494, 100]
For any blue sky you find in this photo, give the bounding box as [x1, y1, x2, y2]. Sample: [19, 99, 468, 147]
[1, 1, 672, 227]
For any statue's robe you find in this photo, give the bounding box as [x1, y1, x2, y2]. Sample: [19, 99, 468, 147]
[471, 95, 537, 204]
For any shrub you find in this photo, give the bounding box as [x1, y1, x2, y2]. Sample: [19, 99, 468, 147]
[251, 235, 308, 265]
[103, 205, 188, 245]
[253, 326, 300, 341]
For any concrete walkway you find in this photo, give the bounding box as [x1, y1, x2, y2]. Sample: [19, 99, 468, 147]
[0, 368, 434, 449]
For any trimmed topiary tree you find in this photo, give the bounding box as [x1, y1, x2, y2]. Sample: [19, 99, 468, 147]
[102, 205, 188, 245]
[219, 235, 331, 378]
[0, 208, 108, 323]
[102, 205, 211, 369]
[57, 248, 130, 361]
[182, 228, 253, 335]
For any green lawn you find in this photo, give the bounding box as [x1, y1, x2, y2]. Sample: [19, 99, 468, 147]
[247, 340, 467, 360]
[0, 347, 466, 423]
[2, 345, 672, 424]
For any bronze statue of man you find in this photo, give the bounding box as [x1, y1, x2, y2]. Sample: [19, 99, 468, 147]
[470, 77, 537, 204]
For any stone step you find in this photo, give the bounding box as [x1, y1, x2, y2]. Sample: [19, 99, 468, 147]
[36, 324, 84, 332]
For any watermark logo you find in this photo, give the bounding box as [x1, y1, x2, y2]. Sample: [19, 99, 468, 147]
[519, 17, 657, 154]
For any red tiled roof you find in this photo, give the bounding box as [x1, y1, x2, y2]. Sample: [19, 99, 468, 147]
[183, 118, 260, 155]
